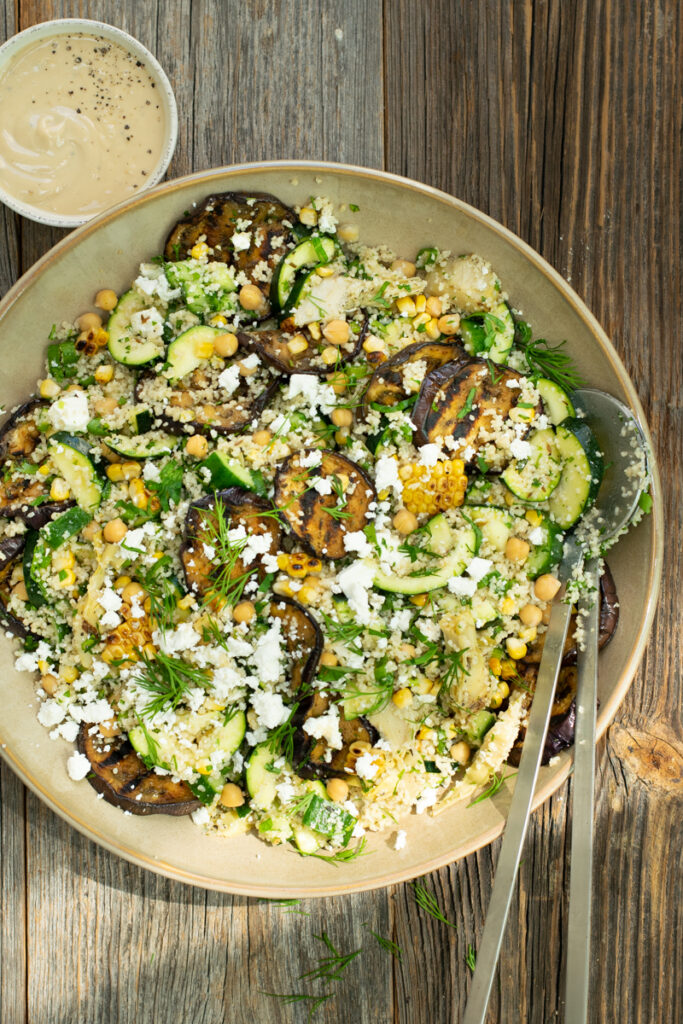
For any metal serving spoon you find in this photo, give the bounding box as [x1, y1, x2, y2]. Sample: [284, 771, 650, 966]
[463, 388, 649, 1024]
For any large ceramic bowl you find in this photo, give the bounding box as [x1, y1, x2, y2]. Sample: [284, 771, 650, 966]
[0, 162, 662, 897]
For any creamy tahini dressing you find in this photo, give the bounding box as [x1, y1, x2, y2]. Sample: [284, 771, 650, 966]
[0, 33, 167, 216]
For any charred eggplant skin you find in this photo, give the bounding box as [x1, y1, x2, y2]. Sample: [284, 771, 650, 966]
[238, 317, 368, 377]
[77, 725, 200, 815]
[180, 487, 281, 598]
[269, 595, 323, 691]
[274, 449, 377, 560]
[358, 340, 467, 420]
[0, 534, 37, 640]
[164, 191, 296, 296]
[0, 398, 45, 462]
[563, 564, 620, 664]
[0, 399, 75, 526]
[293, 695, 380, 780]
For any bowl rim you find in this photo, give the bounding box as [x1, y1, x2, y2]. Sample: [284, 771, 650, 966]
[0, 17, 178, 228]
[0, 160, 664, 895]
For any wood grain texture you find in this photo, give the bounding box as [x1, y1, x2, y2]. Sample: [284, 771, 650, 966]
[0, 1, 680, 1023]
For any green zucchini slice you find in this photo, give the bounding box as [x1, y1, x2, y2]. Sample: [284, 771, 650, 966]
[48, 432, 103, 511]
[164, 325, 221, 382]
[460, 301, 515, 364]
[246, 743, 279, 810]
[536, 378, 576, 425]
[373, 519, 477, 595]
[501, 428, 563, 502]
[107, 290, 164, 367]
[547, 418, 604, 528]
[104, 432, 178, 460]
[270, 235, 338, 312]
[199, 452, 268, 496]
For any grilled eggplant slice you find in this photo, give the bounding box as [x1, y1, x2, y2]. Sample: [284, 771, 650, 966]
[293, 691, 380, 779]
[238, 318, 366, 377]
[274, 449, 377, 560]
[135, 365, 281, 438]
[563, 564, 620, 665]
[358, 340, 466, 420]
[180, 488, 281, 599]
[77, 725, 200, 815]
[0, 534, 36, 640]
[0, 399, 74, 527]
[164, 191, 296, 296]
[412, 359, 530, 454]
[269, 596, 323, 691]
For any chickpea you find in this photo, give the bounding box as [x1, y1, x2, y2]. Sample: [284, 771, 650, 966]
[534, 574, 561, 602]
[214, 332, 239, 358]
[337, 223, 359, 243]
[286, 333, 309, 356]
[94, 289, 118, 312]
[121, 581, 146, 605]
[170, 391, 194, 409]
[320, 650, 339, 668]
[40, 673, 60, 696]
[238, 359, 259, 377]
[253, 429, 272, 446]
[393, 508, 418, 535]
[425, 296, 443, 318]
[326, 777, 349, 803]
[519, 603, 543, 627]
[186, 434, 209, 458]
[233, 601, 255, 624]
[505, 536, 530, 562]
[321, 346, 340, 366]
[331, 407, 353, 428]
[81, 521, 101, 543]
[437, 313, 461, 336]
[450, 740, 471, 764]
[76, 312, 103, 332]
[239, 284, 266, 312]
[11, 579, 28, 601]
[322, 319, 350, 346]
[103, 518, 128, 544]
[219, 782, 245, 808]
[327, 372, 347, 395]
[391, 258, 417, 277]
[467, 761, 490, 786]
[94, 396, 117, 417]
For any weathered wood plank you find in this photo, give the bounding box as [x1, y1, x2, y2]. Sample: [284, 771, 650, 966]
[385, 1, 681, 1022]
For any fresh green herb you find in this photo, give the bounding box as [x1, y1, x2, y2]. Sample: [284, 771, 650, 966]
[349, 203, 360, 212]
[135, 650, 211, 718]
[301, 932, 362, 983]
[199, 497, 257, 607]
[516, 323, 585, 391]
[456, 387, 477, 421]
[416, 246, 439, 270]
[638, 491, 653, 514]
[411, 880, 457, 928]
[263, 991, 333, 1020]
[148, 460, 184, 510]
[47, 339, 79, 381]
[476, 455, 490, 474]
[322, 474, 352, 521]
[136, 554, 180, 632]
[364, 925, 403, 961]
[306, 837, 369, 863]
[467, 770, 516, 806]
[465, 944, 477, 972]
[370, 281, 390, 308]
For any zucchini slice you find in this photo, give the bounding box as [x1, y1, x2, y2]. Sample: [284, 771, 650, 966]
[501, 428, 563, 502]
[270, 235, 338, 312]
[48, 432, 103, 511]
[104, 431, 178, 460]
[107, 290, 163, 367]
[460, 301, 515, 364]
[525, 515, 564, 578]
[302, 794, 355, 846]
[373, 519, 478, 595]
[547, 419, 604, 527]
[200, 452, 268, 496]
[464, 505, 514, 552]
[164, 325, 221, 382]
[246, 744, 279, 809]
[129, 709, 246, 776]
[536, 378, 576, 425]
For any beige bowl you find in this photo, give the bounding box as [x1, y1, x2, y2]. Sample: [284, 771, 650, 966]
[0, 162, 662, 896]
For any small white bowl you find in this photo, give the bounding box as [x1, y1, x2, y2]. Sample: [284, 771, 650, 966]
[0, 19, 178, 228]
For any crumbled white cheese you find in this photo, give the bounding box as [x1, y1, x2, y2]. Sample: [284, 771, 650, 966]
[374, 456, 403, 496]
[275, 781, 297, 804]
[299, 449, 323, 468]
[415, 787, 439, 814]
[218, 364, 241, 396]
[312, 476, 333, 496]
[130, 306, 164, 342]
[447, 576, 477, 597]
[466, 557, 493, 582]
[528, 526, 546, 545]
[142, 461, 161, 483]
[191, 806, 211, 826]
[337, 561, 375, 624]
[354, 751, 380, 780]
[156, 622, 199, 655]
[509, 437, 532, 460]
[37, 700, 67, 728]
[251, 620, 283, 683]
[231, 231, 251, 252]
[394, 829, 407, 850]
[302, 706, 343, 750]
[251, 688, 289, 729]
[47, 390, 89, 432]
[239, 352, 260, 372]
[66, 752, 91, 781]
[343, 530, 373, 558]
[418, 443, 441, 467]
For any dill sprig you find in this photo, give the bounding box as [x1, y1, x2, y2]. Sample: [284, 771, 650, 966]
[516, 321, 585, 391]
[322, 474, 352, 521]
[300, 932, 362, 983]
[318, 610, 366, 655]
[306, 837, 369, 864]
[467, 770, 516, 806]
[465, 943, 477, 972]
[135, 650, 211, 718]
[136, 554, 180, 633]
[262, 991, 333, 1020]
[199, 497, 257, 608]
[411, 880, 457, 929]
[363, 924, 403, 962]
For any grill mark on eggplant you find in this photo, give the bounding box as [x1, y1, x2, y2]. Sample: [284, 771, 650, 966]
[274, 449, 377, 560]
[268, 596, 323, 691]
[164, 191, 296, 296]
[412, 359, 531, 454]
[292, 691, 380, 779]
[77, 725, 200, 815]
[0, 399, 74, 525]
[238, 317, 368, 377]
[179, 488, 281, 599]
[358, 340, 467, 420]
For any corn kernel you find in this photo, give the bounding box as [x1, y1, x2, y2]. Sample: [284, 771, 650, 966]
[402, 458, 467, 516]
[519, 625, 537, 644]
[503, 490, 516, 507]
[497, 681, 510, 699]
[414, 294, 427, 314]
[194, 338, 215, 359]
[362, 338, 386, 354]
[505, 638, 527, 660]
[61, 665, 79, 684]
[278, 552, 309, 578]
[143, 643, 157, 659]
[417, 726, 436, 742]
[500, 659, 517, 680]
[129, 478, 148, 509]
[299, 206, 318, 226]
[392, 687, 413, 708]
[396, 296, 416, 317]
[424, 317, 441, 340]
[489, 656, 502, 677]
[209, 314, 228, 327]
[412, 311, 431, 328]
[50, 478, 71, 501]
[501, 596, 516, 616]
[287, 334, 308, 355]
[410, 593, 428, 608]
[38, 462, 51, 477]
[413, 676, 433, 695]
[114, 576, 132, 591]
[39, 378, 61, 399]
[525, 509, 543, 527]
[308, 321, 322, 341]
[94, 364, 114, 384]
[177, 594, 195, 610]
[190, 242, 209, 260]
[272, 579, 295, 598]
[489, 693, 503, 709]
[52, 549, 74, 572]
[316, 265, 334, 278]
[56, 569, 76, 589]
[38, 659, 50, 674]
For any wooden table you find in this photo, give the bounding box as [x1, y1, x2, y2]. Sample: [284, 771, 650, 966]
[0, 2, 680, 1022]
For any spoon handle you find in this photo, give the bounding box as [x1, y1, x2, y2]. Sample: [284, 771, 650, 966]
[463, 539, 582, 1024]
[564, 555, 600, 1023]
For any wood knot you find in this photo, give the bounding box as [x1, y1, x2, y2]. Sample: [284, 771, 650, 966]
[608, 723, 683, 793]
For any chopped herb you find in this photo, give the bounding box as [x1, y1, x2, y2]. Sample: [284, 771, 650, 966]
[148, 460, 184, 510]
[465, 943, 477, 972]
[135, 650, 211, 718]
[416, 246, 439, 270]
[638, 491, 653, 514]
[349, 203, 359, 212]
[363, 924, 403, 961]
[411, 880, 457, 928]
[456, 387, 477, 421]
[467, 770, 517, 806]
